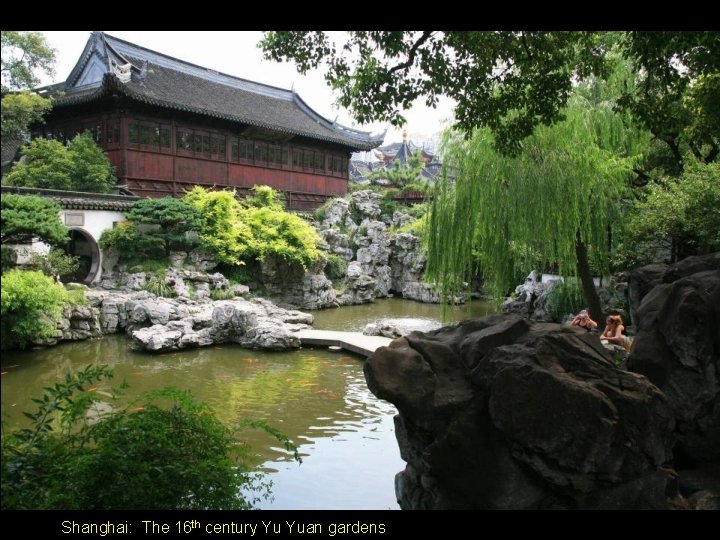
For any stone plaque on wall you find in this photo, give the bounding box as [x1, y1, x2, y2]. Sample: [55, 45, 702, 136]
[65, 212, 85, 226]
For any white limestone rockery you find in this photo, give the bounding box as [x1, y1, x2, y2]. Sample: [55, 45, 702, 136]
[308, 190, 442, 308]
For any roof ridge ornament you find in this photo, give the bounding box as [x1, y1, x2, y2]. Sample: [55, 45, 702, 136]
[110, 59, 132, 83]
[139, 60, 148, 82]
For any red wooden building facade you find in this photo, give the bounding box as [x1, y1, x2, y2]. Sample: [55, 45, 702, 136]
[35, 32, 382, 210]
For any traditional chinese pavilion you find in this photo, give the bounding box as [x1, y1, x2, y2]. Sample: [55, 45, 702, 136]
[34, 32, 383, 210]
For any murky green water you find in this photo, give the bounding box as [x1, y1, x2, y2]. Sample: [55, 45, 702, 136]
[312, 298, 494, 331]
[0, 299, 493, 509]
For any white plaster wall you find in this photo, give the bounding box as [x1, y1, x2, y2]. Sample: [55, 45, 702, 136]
[61, 209, 126, 243]
[7, 240, 51, 265]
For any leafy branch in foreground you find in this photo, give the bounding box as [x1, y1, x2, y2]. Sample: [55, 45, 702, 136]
[1, 366, 300, 510]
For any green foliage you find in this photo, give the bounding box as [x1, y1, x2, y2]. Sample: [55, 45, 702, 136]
[617, 32, 720, 167]
[0, 269, 68, 350]
[98, 222, 167, 265]
[245, 184, 284, 209]
[544, 279, 585, 323]
[368, 150, 425, 188]
[1, 31, 55, 92]
[244, 206, 322, 267]
[4, 137, 74, 189]
[184, 187, 255, 266]
[348, 200, 363, 224]
[142, 270, 176, 298]
[1, 366, 299, 510]
[98, 221, 139, 250]
[184, 186, 321, 268]
[29, 248, 79, 281]
[65, 132, 117, 192]
[4, 132, 116, 193]
[618, 159, 720, 266]
[427, 96, 644, 306]
[126, 197, 202, 255]
[261, 31, 717, 166]
[65, 287, 89, 307]
[1, 194, 68, 246]
[312, 198, 335, 222]
[378, 196, 398, 218]
[1, 246, 17, 273]
[126, 257, 170, 274]
[209, 288, 236, 301]
[324, 253, 347, 281]
[1, 91, 52, 147]
[1, 31, 55, 148]
[217, 262, 254, 285]
[405, 202, 429, 219]
[396, 214, 428, 240]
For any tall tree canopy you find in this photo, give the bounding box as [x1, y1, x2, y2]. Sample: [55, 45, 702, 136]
[427, 90, 647, 321]
[261, 31, 719, 164]
[1, 31, 55, 149]
[4, 132, 116, 193]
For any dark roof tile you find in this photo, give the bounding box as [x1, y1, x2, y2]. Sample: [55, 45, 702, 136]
[45, 32, 383, 152]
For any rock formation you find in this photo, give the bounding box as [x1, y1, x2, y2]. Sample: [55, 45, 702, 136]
[627, 253, 720, 466]
[365, 314, 676, 509]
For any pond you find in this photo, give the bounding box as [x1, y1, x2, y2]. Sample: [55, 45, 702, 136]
[0, 298, 493, 509]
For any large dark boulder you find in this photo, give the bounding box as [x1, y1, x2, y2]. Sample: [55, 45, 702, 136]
[627, 264, 720, 466]
[628, 252, 720, 326]
[365, 314, 676, 509]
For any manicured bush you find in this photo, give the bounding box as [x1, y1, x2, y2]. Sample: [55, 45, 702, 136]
[184, 186, 321, 268]
[125, 197, 202, 255]
[1, 193, 68, 246]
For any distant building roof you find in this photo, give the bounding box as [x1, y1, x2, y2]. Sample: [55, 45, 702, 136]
[1, 185, 139, 211]
[41, 32, 383, 152]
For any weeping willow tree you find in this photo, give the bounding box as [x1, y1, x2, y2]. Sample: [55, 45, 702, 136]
[427, 74, 648, 322]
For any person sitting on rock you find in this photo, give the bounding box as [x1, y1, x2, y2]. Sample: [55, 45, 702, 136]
[571, 309, 598, 331]
[600, 315, 632, 351]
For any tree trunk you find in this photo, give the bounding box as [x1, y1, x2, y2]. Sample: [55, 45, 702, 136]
[575, 231, 603, 324]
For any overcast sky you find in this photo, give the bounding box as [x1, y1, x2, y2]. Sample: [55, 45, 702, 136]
[38, 31, 456, 147]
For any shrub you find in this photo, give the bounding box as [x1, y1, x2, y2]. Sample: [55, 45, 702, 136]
[210, 288, 236, 301]
[29, 248, 80, 281]
[99, 222, 167, 263]
[245, 184, 284, 209]
[1, 246, 17, 273]
[142, 269, 176, 298]
[1, 366, 300, 509]
[65, 288, 89, 307]
[216, 262, 253, 285]
[125, 198, 202, 255]
[4, 132, 116, 193]
[324, 253, 347, 281]
[396, 214, 428, 240]
[184, 186, 321, 268]
[545, 279, 585, 323]
[99, 221, 139, 250]
[379, 196, 398, 217]
[0, 269, 68, 350]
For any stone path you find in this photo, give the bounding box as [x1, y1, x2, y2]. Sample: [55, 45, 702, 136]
[295, 329, 392, 357]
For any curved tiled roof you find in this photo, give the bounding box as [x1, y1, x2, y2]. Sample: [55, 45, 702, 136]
[46, 32, 383, 152]
[1, 186, 139, 211]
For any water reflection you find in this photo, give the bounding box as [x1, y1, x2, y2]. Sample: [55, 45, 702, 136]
[1, 337, 402, 509]
[1, 299, 493, 509]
